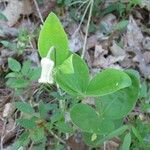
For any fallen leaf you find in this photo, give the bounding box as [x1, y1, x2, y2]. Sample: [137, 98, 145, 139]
[140, 0, 150, 11]
[3, 103, 15, 118]
[142, 37, 150, 51]
[110, 41, 126, 57]
[2, 0, 32, 26]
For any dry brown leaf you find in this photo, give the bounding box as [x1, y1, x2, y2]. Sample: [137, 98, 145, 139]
[140, 0, 150, 11]
[104, 0, 129, 8]
[142, 37, 150, 51]
[143, 51, 150, 64]
[125, 15, 143, 49]
[0, 22, 18, 38]
[3, 118, 16, 144]
[22, 0, 32, 15]
[92, 45, 123, 69]
[2, 0, 24, 26]
[124, 15, 150, 77]
[110, 41, 126, 57]
[69, 32, 83, 52]
[2, 0, 32, 26]
[100, 14, 117, 34]
[3, 103, 15, 118]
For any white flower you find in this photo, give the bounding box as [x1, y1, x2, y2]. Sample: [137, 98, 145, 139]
[38, 47, 54, 84]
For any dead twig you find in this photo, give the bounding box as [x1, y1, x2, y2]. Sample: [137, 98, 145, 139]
[33, 0, 44, 24]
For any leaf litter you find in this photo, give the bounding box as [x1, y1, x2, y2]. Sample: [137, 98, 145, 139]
[1, 0, 150, 149]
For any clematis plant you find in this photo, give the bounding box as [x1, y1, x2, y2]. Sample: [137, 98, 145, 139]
[37, 12, 140, 149]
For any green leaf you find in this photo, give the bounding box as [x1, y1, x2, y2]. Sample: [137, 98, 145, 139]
[29, 67, 41, 81]
[114, 20, 129, 31]
[56, 121, 73, 133]
[99, 69, 140, 120]
[51, 111, 63, 123]
[38, 12, 69, 66]
[55, 54, 89, 96]
[83, 133, 103, 147]
[121, 133, 131, 150]
[30, 128, 45, 143]
[70, 103, 102, 134]
[83, 125, 129, 147]
[15, 102, 35, 114]
[6, 78, 29, 89]
[17, 119, 36, 129]
[39, 101, 47, 119]
[13, 132, 29, 150]
[0, 12, 7, 21]
[5, 72, 18, 78]
[45, 122, 52, 132]
[1, 40, 16, 50]
[103, 125, 129, 141]
[8, 58, 21, 72]
[21, 60, 31, 75]
[70, 103, 115, 134]
[132, 126, 143, 144]
[139, 81, 147, 98]
[32, 141, 46, 150]
[45, 103, 57, 111]
[86, 68, 131, 97]
[101, 3, 118, 16]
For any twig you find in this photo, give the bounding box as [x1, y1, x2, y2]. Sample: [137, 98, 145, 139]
[81, 0, 93, 59]
[0, 119, 7, 150]
[69, 0, 89, 6]
[104, 141, 107, 150]
[33, 0, 44, 24]
[76, 0, 88, 14]
[28, 141, 34, 150]
[73, 0, 91, 36]
[51, 131, 66, 144]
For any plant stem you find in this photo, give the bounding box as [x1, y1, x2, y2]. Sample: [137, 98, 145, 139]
[81, 0, 93, 59]
[51, 131, 66, 144]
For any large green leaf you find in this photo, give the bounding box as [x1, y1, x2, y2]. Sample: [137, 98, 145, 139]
[54, 54, 89, 96]
[70, 103, 101, 133]
[99, 70, 140, 120]
[70, 103, 114, 134]
[83, 125, 129, 147]
[38, 12, 69, 66]
[86, 68, 131, 97]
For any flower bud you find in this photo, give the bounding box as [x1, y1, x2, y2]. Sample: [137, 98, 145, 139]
[38, 57, 54, 84]
[38, 47, 55, 84]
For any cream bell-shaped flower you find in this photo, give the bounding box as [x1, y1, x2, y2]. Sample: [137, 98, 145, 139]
[38, 47, 54, 84]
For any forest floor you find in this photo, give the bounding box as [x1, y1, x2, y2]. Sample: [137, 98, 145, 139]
[0, 0, 150, 150]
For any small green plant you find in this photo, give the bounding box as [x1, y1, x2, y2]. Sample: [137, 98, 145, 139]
[101, 0, 141, 18]
[12, 12, 144, 149]
[6, 58, 41, 94]
[1, 28, 31, 54]
[13, 101, 61, 149]
[0, 12, 7, 21]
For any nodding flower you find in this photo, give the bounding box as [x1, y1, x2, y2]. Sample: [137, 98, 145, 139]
[38, 47, 54, 84]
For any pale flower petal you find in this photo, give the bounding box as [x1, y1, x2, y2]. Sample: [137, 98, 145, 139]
[38, 57, 54, 84]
